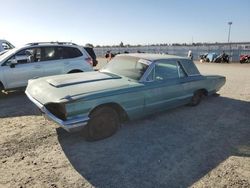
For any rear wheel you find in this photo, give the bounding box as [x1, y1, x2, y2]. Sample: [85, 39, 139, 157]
[85, 106, 120, 141]
[189, 91, 203, 106]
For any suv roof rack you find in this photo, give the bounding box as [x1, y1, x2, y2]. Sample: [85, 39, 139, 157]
[26, 42, 78, 46]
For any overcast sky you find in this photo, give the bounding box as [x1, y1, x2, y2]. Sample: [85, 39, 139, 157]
[1, 0, 250, 46]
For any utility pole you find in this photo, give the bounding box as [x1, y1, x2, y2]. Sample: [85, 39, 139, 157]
[228, 22, 233, 62]
[228, 22, 232, 43]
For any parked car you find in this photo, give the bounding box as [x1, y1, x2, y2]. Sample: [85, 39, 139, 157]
[0, 42, 94, 92]
[83, 46, 98, 66]
[214, 53, 229, 63]
[202, 53, 218, 62]
[26, 53, 226, 141]
[240, 54, 250, 63]
[200, 52, 229, 63]
[0, 39, 15, 52]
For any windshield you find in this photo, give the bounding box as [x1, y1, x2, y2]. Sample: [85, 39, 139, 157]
[101, 56, 150, 81]
[0, 48, 17, 62]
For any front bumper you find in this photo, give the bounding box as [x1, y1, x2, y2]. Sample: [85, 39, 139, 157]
[25, 91, 89, 132]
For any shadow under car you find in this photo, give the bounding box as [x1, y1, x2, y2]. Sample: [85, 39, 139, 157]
[56, 96, 250, 188]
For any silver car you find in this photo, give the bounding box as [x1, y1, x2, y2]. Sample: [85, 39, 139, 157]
[0, 39, 15, 52]
[0, 42, 94, 91]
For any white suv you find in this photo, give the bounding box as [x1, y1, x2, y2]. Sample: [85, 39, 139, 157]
[0, 42, 94, 91]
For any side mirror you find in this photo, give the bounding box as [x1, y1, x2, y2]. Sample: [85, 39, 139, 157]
[10, 59, 18, 68]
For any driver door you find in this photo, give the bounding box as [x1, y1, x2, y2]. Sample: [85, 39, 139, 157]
[2, 47, 44, 89]
[143, 60, 186, 114]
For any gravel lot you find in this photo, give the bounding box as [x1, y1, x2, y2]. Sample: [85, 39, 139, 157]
[0, 60, 250, 188]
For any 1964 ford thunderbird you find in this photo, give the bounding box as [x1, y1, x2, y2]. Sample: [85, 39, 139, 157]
[25, 53, 226, 141]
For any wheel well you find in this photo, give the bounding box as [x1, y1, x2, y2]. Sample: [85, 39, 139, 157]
[90, 103, 129, 122]
[196, 88, 208, 96]
[0, 81, 4, 91]
[67, 69, 83, 73]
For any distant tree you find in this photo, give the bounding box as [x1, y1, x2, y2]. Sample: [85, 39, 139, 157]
[85, 43, 94, 48]
[119, 41, 124, 47]
[172, 43, 181, 46]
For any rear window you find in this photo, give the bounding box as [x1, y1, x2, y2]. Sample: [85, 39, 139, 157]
[62, 47, 83, 59]
[180, 59, 200, 75]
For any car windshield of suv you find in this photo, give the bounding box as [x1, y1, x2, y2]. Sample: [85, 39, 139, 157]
[101, 56, 150, 81]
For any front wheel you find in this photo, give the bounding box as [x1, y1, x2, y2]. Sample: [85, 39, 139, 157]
[85, 106, 120, 141]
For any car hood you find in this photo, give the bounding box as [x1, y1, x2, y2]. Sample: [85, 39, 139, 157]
[26, 71, 140, 105]
[46, 71, 121, 87]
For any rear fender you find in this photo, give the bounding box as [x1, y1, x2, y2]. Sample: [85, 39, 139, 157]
[64, 58, 93, 73]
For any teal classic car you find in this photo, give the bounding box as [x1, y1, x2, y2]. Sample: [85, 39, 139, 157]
[25, 54, 226, 141]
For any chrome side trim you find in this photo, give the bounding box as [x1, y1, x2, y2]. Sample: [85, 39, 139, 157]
[25, 91, 89, 132]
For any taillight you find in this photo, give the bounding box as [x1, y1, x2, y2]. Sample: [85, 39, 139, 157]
[85, 57, 93, 66]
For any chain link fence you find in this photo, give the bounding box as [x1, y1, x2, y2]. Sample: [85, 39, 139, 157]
[94, 43, 250, 62]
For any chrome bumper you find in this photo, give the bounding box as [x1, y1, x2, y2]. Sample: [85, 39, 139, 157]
[25, 91, 89, 132]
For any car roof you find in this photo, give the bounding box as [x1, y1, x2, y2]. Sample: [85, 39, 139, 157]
[116, 53, 189, 61]
[0, 43, 87, 63]
[25, 43, 79, 48]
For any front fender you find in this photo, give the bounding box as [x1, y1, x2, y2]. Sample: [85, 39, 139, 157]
[65, 92, 145, 121]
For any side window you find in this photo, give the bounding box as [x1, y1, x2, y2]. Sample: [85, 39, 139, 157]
[57, 47, 64, 59]
[42, 47, 57, 61]
[25, 48, 41, 63]
[2, 42, 11, 50]
[146, 67, 155, 81]
[15, 49, 29, 64]
[155, 61, 179, 80]
[63, 47, 83, 59]
[6, 48, 41, 65]
[177, 62, 186, 78]
[146, 60, 184, 81]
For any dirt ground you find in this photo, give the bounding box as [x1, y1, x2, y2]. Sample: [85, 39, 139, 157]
[0, 60, 250, 188]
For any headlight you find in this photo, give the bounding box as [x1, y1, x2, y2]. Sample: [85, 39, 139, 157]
[45, 103, 67, 121]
